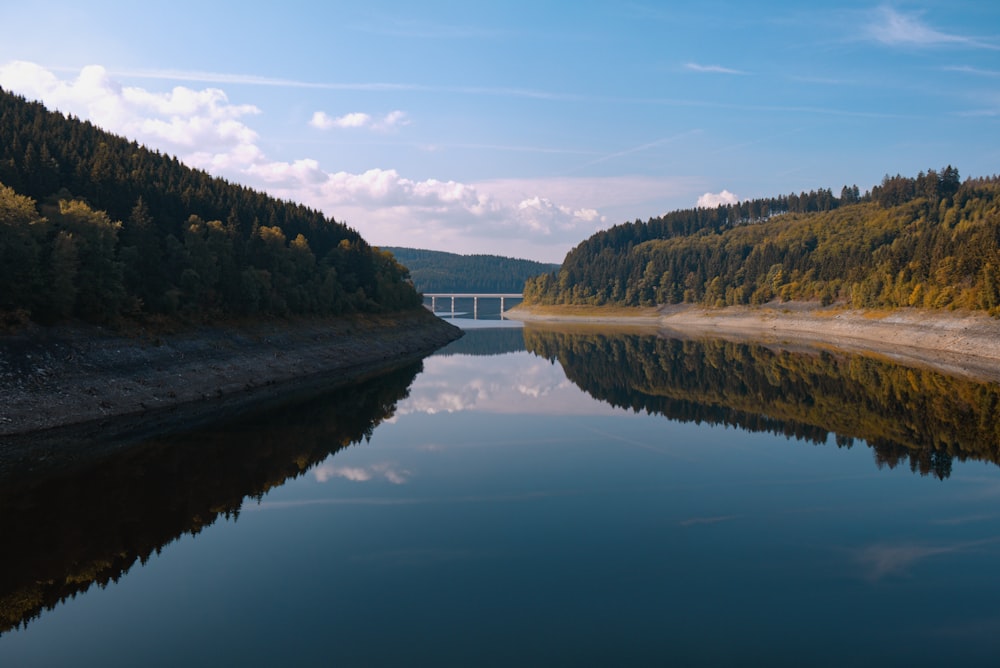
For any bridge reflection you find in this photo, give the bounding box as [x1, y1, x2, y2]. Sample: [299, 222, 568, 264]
[424, 293, 523, 319]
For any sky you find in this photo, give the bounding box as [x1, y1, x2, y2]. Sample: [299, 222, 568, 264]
[0, 1, 998, 263]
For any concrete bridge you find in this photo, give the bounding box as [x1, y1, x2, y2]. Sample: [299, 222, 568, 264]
[424, 293, 523, 319]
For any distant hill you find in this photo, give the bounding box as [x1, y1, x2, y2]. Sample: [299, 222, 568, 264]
[525, 168, 1000, 314]
[382, 247, 559, 294]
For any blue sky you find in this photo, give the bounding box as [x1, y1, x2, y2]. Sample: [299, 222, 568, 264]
[1, 1, 998, 262]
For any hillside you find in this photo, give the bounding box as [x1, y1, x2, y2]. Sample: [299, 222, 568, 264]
[383, 246, 559, 293]
[524, 168, 1000, 315]
[0, 87, 420, 326]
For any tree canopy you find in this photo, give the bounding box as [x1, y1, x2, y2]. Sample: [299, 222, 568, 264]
[0, 87, 420, 325]
[525, 168, 1000, 314]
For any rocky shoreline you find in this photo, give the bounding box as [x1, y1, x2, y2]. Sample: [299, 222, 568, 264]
[509, 303, 1000, 384]
[0, 311, 461, 476]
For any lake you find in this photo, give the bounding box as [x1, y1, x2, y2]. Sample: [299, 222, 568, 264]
[3, 318, 1000, 666]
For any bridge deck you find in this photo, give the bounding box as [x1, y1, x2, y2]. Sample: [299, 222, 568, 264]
[424, 293, 523, 320]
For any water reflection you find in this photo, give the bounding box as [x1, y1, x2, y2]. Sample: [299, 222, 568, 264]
[523, 325, 1000, 478]
[392, 328, 627, 419]
[0, 362, 421, 635]
[5, 326, 1000, 665]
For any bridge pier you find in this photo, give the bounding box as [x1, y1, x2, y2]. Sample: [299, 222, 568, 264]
[424, 293, 523, 320]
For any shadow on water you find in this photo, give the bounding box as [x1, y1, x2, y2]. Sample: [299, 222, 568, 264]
[523, 325, 1000, 479]
[0, 361, 422, 635]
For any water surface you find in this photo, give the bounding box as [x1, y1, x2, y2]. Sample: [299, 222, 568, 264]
[3, 323, 1000, 666]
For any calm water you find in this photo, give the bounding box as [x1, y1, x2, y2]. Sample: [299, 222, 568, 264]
[3, 320, 1000, 666]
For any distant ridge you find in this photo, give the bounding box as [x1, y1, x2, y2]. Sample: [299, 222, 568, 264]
[382, 247, 559, 294]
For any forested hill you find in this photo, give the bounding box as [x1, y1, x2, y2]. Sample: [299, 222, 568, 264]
[382, 247, 559, 293]
[524, 168, 1000, 314]
[0, 87, 420, 325]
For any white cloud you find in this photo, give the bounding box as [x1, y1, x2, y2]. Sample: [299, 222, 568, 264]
[310, 109, 410, 131]
[865, 6, 999, 50]
[0, 60, 263, 173]
[310, 110, 370, 129]
[253, 166, 607, 249]
[381, 110, 409, 128]
[697, 189, 739, 208]
[0, 61, 611, 260]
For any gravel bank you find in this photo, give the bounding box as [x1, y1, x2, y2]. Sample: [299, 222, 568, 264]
[0, 311, 461, 445]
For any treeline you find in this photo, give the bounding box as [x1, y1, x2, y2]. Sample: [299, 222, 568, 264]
[524, 328, 1000, 478]
[0, 88, 420, 325]
[525, 167, 1000, 313]
[383, 246, 559, 293]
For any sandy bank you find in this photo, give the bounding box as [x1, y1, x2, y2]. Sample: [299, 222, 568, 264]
[509, 303, 1000, 383]
[0, 311, 461, 447]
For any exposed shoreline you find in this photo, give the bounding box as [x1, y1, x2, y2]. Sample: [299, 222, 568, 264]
[0, 311, 461, 476]
[508, 303, 1000, 383]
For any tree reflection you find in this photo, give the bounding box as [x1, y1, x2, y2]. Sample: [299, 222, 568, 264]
[0, 362, 421, 635]
[524, 326, 1000, 480]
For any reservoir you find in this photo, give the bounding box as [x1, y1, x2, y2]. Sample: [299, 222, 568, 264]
[3, 318, 1000, 666]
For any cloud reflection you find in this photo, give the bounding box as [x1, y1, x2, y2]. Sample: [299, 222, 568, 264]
[394, 353, 624, 417]
[854, 543, 959, 581]
[852, 537, 1000, 581]
[312, 461, 411, 485]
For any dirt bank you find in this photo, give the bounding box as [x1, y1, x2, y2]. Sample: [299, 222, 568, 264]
[509, 303, 1000, 383]
[0, 310, 461, 446]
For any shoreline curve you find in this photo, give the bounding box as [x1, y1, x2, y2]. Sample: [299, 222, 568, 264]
[0, 311, 461, 473]
[508, 303, 1000, 383]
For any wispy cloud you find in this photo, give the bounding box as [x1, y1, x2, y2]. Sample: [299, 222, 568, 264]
[685, 62, 749, 75]
[422, 142, 599, 156]
[570, 130, 702, 172]
[787, 74, 859, 86]
[82, 65, 579, 101]
[75, 66, 422, 91]
[350, 16, 511, 40]
[943, 65, 1000, 77]
[865, 6, 1000, 50]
